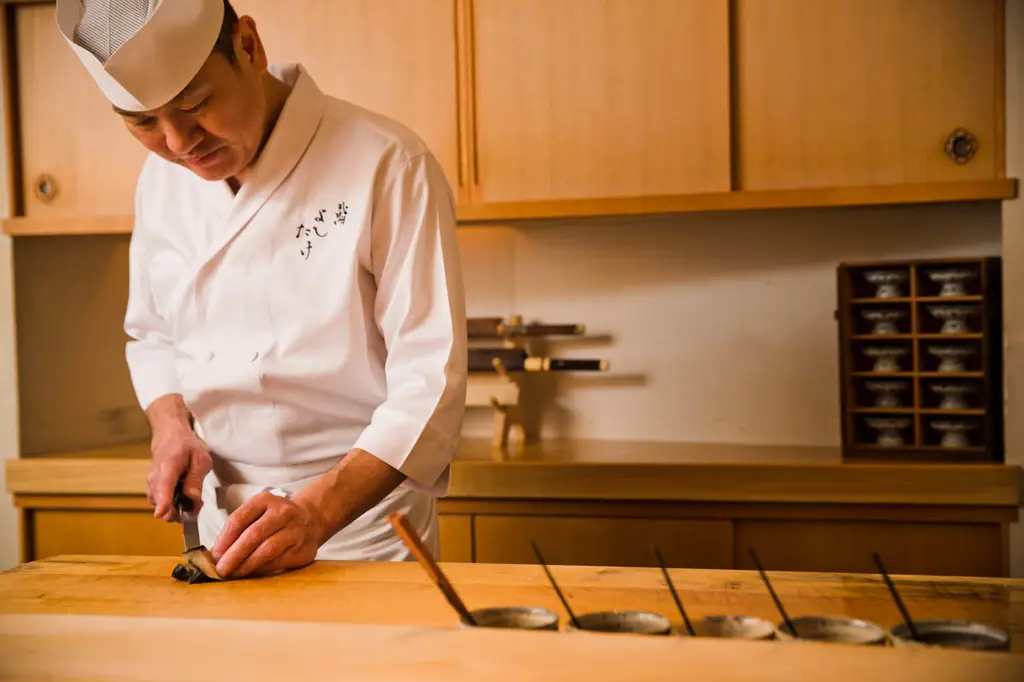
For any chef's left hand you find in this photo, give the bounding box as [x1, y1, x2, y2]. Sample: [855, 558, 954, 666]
[210, 490, 326, 579]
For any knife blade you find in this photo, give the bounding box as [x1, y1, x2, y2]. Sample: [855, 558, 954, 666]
[172, 479, 201, 552]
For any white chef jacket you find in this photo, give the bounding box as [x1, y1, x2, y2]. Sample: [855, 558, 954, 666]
[123, 63, 468, 561]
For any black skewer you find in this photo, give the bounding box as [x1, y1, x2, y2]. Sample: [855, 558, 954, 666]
[652, 544, 695, 636]
[530, 540, 580, 629]
[748, 548, 798, 638]
[873, 552, 919, 641]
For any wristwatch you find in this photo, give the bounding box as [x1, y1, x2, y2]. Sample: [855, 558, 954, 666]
[262, 486, 291, 499]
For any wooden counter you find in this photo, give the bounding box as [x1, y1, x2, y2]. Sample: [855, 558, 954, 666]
[8, 438, 1022, 505]
[6, 439, 1023, 578]
[0, 556, 1022, 681]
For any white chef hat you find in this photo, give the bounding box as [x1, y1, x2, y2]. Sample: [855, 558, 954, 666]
[56, 0, 225, 112]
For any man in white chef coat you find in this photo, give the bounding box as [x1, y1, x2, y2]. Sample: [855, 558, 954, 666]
[56, 0, 467, 577]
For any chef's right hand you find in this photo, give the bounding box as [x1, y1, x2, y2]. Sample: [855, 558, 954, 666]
[147, 422, 212, 523]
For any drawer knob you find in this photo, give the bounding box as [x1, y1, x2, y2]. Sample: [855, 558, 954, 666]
[944, 128, 978, 165]
[33, 173, 59, 203]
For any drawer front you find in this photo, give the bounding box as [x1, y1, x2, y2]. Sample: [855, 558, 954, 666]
[33, 511, 183, 560]
[473, 515, 733, 568]
[734, 520, 1005, 577]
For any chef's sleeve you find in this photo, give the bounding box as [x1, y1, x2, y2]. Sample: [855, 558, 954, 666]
[354, 151, 468, 490]
[123, 187, 184, 411]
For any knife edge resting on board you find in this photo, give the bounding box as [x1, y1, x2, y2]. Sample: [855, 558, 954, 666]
[170, 480, 223, 584]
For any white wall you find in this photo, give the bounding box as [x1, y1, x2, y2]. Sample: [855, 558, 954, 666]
[1001, 0, 1023, 579]
[457, 204, 1000, 446]
[0, 10, 22, 571]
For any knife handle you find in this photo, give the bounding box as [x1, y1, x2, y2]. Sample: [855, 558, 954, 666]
[172, 479, 194, 513]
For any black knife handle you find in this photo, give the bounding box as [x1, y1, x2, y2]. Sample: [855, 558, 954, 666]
[547, 359, 608, 371]
[522, 357, 610, 372]
[172, 479, 193, 513]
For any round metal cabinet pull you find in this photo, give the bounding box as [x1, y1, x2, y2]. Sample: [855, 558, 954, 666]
[33, 174, 58, 203]
[944, 128, 978, 165]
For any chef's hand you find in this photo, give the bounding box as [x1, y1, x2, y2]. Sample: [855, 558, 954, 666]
[210, 490, 325, 579]
[145, 396, 212, 522]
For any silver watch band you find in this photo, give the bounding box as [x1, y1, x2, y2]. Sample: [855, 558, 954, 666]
[262, 486, 291, 499]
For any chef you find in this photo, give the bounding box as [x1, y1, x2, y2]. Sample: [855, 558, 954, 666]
[56, 0, 468, 578]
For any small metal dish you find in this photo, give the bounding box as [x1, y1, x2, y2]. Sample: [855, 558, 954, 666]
[775, 616, 888, 645]
[691, 615, 776, 640]
[461, 606, 560, 631]
[569, 610, 672, 635]
[890, 620, 1009, 651]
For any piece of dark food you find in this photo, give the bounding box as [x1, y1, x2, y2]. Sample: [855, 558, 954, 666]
[171, 562, 217, 584]
[183, 546, 223, 580]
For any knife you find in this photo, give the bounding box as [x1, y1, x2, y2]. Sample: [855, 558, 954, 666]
[171, 479, 222, 581]
[173, 479, 201, 552]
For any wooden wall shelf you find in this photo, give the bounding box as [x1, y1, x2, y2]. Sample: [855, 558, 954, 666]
[2, 179, 1017, 236]
[837, 257, 1005, 464]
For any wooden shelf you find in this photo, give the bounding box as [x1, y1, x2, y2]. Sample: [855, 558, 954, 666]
[2, 179, 1017, 236]
[851, 407, 914, 414]
[852, 372, 915, 377]
[852, 334, 913, 340]
[919, 409, 985, 415]
[850, 297, 983, 304]
[1, 215, 134, 237]
[917, 333, 983, 340]
[916, 296, 983, 303]
[918, 371, 984, 378]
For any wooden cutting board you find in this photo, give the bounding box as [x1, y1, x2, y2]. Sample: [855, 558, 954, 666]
[2, 556, 1021, 649]
[1, 612, 1022, 682]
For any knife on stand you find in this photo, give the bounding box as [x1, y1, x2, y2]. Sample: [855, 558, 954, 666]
[467, 316, 585, 339]
[468, 347, 609, 373]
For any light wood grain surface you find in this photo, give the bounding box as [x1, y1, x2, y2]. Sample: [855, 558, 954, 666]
[0, 556, 1022, 668]
[734, 0, 1002, 189]
[2, 611, 1022, 682]
[6, 438, 1022, 505]
[471, 0, 730, 203]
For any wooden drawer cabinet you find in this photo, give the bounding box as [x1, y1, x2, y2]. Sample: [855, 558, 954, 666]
[437, 514, 473, 563]
[734, 520, 1005, 578]
[734, 0, 1002, 190]
[470, 0, 731, 203]
[32, 510, 182, 560]
[472, 515, 734, 568]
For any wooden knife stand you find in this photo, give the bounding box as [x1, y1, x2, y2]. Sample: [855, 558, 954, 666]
[466, 353, 526, 459]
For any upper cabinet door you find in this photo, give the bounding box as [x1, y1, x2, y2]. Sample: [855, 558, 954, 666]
[735, 0, 1002, 191]
[16, 5, 150, 218]
[470, 0, 731, 204]
[233, 0, 461, 195]
[15, 1, 461, 218]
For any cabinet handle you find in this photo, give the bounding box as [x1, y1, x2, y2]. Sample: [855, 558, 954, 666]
[945, 128, 978, 165]
[33, 174, 59, 203]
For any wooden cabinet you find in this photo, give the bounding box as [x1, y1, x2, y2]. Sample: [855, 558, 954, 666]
[11, 0, 462, 217]
[13, 493, 1016, 577]
[734, 0, 1003, 190]
[15, 4, 149, 218]
[469, 0, 731, 203]
[232, 0, 461, 198]
[2, 0, 1014, 233]
[733, 520, 1005, 578]
[473, 515, 733, 568]
[437, 514, 473, 563]
[32, 510, 182, 560]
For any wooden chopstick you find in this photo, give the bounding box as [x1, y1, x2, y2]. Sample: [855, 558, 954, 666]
[388, 512, 477, 626]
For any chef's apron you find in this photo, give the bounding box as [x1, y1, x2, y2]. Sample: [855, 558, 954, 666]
[196, 461, 439, 562]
